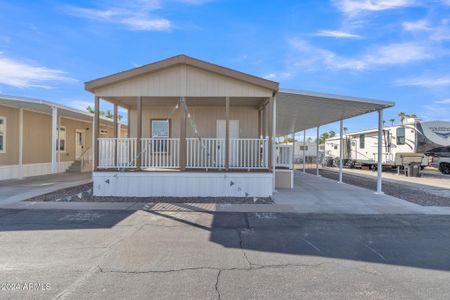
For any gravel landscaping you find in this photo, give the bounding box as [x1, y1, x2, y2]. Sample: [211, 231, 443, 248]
[24, 183, 274, 204]
[306, 168, 450, 207]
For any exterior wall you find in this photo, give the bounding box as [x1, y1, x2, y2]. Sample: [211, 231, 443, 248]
[129, 105, 258, 139]
[93, 171, 273, 197]
[275, 169, 294, 189]
[0, 105, 19, 166]
[95, 65, 273, 98]
[23, 110, 52, 164]
[59, 118, 92, 162]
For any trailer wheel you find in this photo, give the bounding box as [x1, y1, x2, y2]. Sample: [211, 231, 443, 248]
[440, 163, 450, 175]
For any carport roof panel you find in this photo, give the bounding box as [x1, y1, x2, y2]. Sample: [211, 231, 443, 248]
[276, 89, 395, 136]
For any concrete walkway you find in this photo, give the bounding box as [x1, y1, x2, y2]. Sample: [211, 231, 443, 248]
[0, 172, 92, 205]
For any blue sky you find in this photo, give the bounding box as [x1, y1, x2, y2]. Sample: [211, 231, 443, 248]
[0, 0, 449, 137]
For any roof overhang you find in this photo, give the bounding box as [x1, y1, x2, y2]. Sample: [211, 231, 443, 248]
[0, 94, 124, 126]
[276, 89, 395, 136]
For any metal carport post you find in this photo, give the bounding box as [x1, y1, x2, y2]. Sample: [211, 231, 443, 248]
[376, 109, 384, 194]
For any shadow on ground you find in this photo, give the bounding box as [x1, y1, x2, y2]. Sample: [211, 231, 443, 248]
[1, 205, 450, 273]
[146, 205, 450, 273]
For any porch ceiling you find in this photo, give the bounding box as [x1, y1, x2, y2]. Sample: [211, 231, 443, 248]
[276, 89, 395, 136]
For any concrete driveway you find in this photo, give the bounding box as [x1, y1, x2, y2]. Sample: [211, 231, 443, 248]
[0, 209, 449, 299]
[0, 173, 91, 205]
[274, 172, 450, 215]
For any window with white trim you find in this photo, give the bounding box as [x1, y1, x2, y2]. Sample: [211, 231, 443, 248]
[151, 120, 169, 153]
[57, 126, 66, 152]
[0, 117, 5, 153]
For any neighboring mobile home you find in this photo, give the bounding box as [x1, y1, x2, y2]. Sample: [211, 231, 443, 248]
[86, 55, 394, 197]
[0, 95, 127, 180]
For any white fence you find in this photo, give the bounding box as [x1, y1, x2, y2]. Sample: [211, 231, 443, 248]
[141, 138, 180, 168]
[230, 138, 268, 169]
[98, 138, 137, 168]
[276, 144, 293, 168]
[98, 138, 269, 170]
[187, 138, 225, 169]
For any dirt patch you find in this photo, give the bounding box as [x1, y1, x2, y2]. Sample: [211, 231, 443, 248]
[25, 183, 273, 204]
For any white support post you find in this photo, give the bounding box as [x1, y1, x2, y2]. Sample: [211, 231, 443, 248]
[272, 96, 277, 192]
[376, 109, 384, 194]
[303, 130, 306, 173]
[51, 107, 58, 174]
[339, 119, 344, 183]
[18, 108, 23, 179]
[291, 132, 295, 170]
[91, 116, 95, 171]
[316, 126, 320, 176]
[57, 115, 61, 167]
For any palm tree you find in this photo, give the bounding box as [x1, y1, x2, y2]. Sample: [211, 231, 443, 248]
[408, 114, 417, 118]
[86, 106, 94, 114]
[389, 118, 395, 126]
[398, 112, 407, 122]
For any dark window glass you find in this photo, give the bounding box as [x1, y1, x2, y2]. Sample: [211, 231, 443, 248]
[359, 134, 365, 149]
[396, 127, 405, 145]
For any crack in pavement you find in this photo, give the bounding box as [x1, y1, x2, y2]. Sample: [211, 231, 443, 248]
[215, 269, 222, 300]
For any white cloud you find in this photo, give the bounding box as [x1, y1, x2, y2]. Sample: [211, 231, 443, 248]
[67, 100, 94, 111]
[64, 1, 171, 31]
[332, 0, 417, 17]
[395, 75, 450, 87]
[402, 19, 431, 31]
[434, 99, 450, 104]
[289, 39, 435, 71]
[0, 53, 74, 89]
[421, 104, 450, 121]
[314, 30, 362, 38]
[263, 72, 292, 80]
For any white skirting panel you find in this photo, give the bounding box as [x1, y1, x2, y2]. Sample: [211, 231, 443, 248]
[93, 172, 273, 197]
[0, 161, 73, 181]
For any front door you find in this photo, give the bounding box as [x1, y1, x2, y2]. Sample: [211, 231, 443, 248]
[216, 120, 239, 167]
[75, 129, 85, 159]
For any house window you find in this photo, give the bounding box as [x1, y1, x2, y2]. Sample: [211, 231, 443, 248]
[396, 127, 406, 145]
[151, 120, 169, 152]
[100, 129, 108, 135]
[299, 145, 308, 151]
[152, 120, 169, 138]
[57, 127, 66, 152]
[359, 134, 365, 149]
[0, 117, 5, 153]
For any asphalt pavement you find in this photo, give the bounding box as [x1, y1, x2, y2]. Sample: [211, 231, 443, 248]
[1, 209, 450, 299]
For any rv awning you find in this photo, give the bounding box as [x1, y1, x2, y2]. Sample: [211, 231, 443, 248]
[276, 89, 395, 136]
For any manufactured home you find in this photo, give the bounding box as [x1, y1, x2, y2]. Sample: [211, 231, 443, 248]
[324, 119, 450, 171]
[0, 95, 127, 181]
[86, 55, 394, 197]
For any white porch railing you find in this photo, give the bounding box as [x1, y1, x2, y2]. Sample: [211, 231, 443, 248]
[276, 144, 293, 168]
[230, 138, 268, 169]
[187, 138, 226, 169]
[141, 138, 180, 168]
[98, 138, 269, 170]
[98, 138, 137, 168]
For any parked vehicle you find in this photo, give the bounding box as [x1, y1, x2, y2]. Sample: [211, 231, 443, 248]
[324, 119, 450, 174]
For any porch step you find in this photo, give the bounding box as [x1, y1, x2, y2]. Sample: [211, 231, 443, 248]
[66, 160, 82, 173]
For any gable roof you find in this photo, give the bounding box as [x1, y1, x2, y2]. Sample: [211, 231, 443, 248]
[85, 55, 279, 92]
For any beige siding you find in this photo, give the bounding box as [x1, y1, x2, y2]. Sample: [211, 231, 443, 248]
[0, 105, 19, 165]
[23, 110, 52, 164]
[59, 118, 92, 161]
[129, 105, 258, 139]
[95, 65, 273, 98]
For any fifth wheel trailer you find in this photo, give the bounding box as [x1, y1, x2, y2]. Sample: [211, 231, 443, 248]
[324, 119, 450, 174]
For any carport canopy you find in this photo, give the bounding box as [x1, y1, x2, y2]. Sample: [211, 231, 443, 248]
[276, 89, 395, 136]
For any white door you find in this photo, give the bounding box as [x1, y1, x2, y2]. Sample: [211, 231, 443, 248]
[216, 120, 239, 167]
[75, 130, 85, 159]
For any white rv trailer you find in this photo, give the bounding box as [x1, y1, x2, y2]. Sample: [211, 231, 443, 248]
[324, 119, 450, 172]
